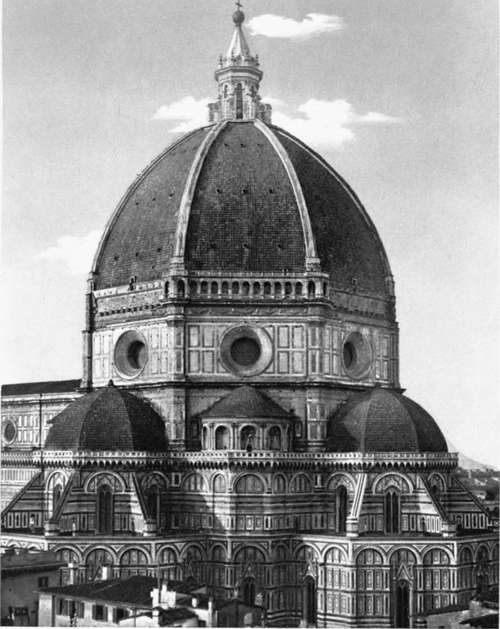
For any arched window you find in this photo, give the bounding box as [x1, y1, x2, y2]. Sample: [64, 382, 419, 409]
[384, 490, 400, 534]
[267, 426, 281, 450]
[307, 281, 316, 298]
[213, 474, 226, 493]
[52, 484, 63, 514]
[240, 425, 256, 450]
[273, 474, 286, 494]
[86, 549, 113, 581]
[177, 280, 185, 298]
[335, 485, 348, 534]
[235, 474, 265, 494]
[215, 426, 230, 450]
[202, 426, 208, 449]
[96, 484, 113, 534]
[120, 549, 149, 578]
[145, 485, 160, 526]
[223, 84, 228, 99]
[235, 83, 243, 119]
[158, 547, 178, 582]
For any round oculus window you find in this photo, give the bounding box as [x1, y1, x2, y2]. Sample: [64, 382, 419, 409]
[220, 325, 273, 376]
[342, 331, 372, 379]
[114, 330, 148, 378]
[3, 420, 17, 444]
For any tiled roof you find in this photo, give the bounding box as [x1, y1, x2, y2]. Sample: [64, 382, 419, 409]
[200, 385, 291, 419]
[44, 384, 167, 451]
[92, 120, 392, 300]
[1, 379, 81, 396]
[2, 551, 65, 575]
[40, 575, 156, 607]
[327, 388, 448, 453]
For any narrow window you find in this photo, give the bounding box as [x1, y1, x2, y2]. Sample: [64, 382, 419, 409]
[235, 83, 243, 119]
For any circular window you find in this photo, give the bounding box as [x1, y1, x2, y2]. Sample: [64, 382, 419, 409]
[342, 331, 372, 379]
[230, 337, 261, 367]
[220, 326, 273, 376]
[114, 330, 148, 378]
[3, 420, 17, 444]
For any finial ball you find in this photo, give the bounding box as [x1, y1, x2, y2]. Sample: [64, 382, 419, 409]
[232, 9, 245, 25]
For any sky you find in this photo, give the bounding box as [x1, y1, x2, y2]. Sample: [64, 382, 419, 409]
[2, 0, 498, 466]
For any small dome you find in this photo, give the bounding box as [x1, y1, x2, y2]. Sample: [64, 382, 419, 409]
[45, 384, 167, 451]
[327, 388, 448, 453]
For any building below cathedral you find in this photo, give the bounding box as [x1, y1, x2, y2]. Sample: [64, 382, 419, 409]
[1, 6, 497, 628]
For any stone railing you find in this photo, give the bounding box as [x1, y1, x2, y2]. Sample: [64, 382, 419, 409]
[1, 448, 458, 469]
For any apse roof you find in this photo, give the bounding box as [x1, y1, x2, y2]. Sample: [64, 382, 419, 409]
[199, 385, 291, 419]
[44, 383, 167, 452]
[327, 388, 448, 453]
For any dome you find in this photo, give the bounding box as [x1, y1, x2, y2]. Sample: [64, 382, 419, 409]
[92, 120, 392, 299]
[327, 388, 448, 453]
[44, 383, 167, 451]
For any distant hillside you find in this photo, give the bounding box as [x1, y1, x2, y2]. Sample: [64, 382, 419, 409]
[447, 441, 497, 471]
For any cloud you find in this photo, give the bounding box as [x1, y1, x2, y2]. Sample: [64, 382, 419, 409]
[247, 13, 344, 39]
[272, 99, 400, 150]
[36, 230, 102, 275]
[153, 96, 211, 133]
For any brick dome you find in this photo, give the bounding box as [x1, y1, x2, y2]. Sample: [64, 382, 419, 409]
[44, 384, 167, 451]
[327, 388, 448, 453]
[92, 120, 392, 298]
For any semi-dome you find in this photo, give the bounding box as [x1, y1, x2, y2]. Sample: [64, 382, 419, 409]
[327, 388, 448, 453]
[92, 120, 393, 299]
[44, 383, 167, 451]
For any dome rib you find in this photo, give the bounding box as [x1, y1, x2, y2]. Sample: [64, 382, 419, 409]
[91, 125, 213, 289]
[254, 119, 319, 268]
[272, 124, 394, 296]
[172, 121, 227, 267]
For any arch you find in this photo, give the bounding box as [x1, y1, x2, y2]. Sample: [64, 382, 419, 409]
[182, 544, 205, 563]
[290, 473, 312, 493]
[221, 281, 229, 295]
[182, 473, 205, 492]
[177, 279, 185, 298]
[295, 282, 303, 296]
[475, 544, 489, 562]
[96, 483, 113, 534]
[307, 281, 316, 298]
[240, 425, 257, 450]
[324, 546, 347, 564]
[355, 548, 384, 565]
[274, 544, 288, 561]
[234, 474, 265, 494]
[459, 546, 474, 563]
[213, 473, 227, 493]
[423, 548, 451, 565]
[372, 472, 413, 495]
[428, 472, 446, 494]
[215, 425, 230, 450]
[267, 425, 282, 450]
[55, 547, 82, 564]
[389, 548, 417, 567]
[272, 473, 286, 494]
[157, 546, 179, 582]
[119, 548, 150, 577]
[212, 545, 227, 561]
[234, 546, 266, 564]
[85, 547, 115, 580]
[242, 281, 250, 296]
[158, 546, 178, 564]
[264, 282, 271, 296]
[211, 281, 218, 296]
[141, 471, 168, 491]
[326, 472, 356, 493]
[85, 471, 126, 494]
[295, 544, 319, 562]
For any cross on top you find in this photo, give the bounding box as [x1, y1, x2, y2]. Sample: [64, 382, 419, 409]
[235, 1, 243, 9]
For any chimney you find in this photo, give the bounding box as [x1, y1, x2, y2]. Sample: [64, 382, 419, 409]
[68, 562, 77, 585]
[101, 565, 111, 580]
